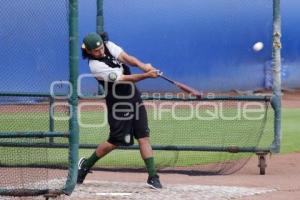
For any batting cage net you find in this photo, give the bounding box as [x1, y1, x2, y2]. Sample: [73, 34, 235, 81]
[0, 0, 280, 197]
[0, 97, 70, 196]
[76, 94, 274, 175]
[74, 0, 276, 176]
[0, 0, 77, 197]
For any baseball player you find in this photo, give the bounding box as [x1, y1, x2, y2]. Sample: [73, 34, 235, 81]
[77, 32, 162, 189]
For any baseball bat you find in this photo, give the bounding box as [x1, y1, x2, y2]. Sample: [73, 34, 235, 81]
[159, 74, 202, 99]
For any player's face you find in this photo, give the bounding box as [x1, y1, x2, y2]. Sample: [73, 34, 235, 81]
[89, 45, 105, 58]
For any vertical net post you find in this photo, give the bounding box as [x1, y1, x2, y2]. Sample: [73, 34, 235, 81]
[96, 0, 105, 95]
[271, 0, 282, 153]
[97, 0, 104, 33]
[63, 0, 79, 195]
[49, 96, 55, 144]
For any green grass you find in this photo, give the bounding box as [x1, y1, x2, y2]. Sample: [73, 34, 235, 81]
[281, 109, 300, 153]
[0, 108, 299, 168]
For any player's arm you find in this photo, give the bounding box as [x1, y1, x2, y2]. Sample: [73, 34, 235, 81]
[118, 70, 159, 82]
[118, 51, 156, 72]
[89, 60, 158, 83]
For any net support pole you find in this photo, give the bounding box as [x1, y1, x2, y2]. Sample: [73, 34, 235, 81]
[97, 0, 104, 34]
[271, 0, 282, 153]
[63, 0, 79, 195]
[96, 0, 104, 95]
[49, 96, 55, 144]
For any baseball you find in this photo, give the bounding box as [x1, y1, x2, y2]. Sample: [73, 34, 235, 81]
[253, 42, 264, 52]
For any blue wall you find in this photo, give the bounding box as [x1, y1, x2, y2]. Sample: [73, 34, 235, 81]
[79, 0, 300, 92]
[0, 1, 69, 93]
[0, 0, 299, 94]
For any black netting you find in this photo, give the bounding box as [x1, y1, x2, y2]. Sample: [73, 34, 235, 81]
[0, 97, 69, 196]
[0, 0, 70, 196]
[76, 97, 273, 175]
[0, 1, 69, 93]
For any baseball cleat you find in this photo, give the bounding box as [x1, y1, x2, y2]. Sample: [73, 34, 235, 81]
[147, 174, 162, 189]
[77, 157, 91, 184]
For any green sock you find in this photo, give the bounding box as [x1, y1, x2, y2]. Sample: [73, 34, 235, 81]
[144, 157, 157, 177]
[83, 152, 100, 169]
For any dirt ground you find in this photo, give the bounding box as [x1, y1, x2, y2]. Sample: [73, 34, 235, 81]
[81, 152, 300, 200]
[281, 90, 300, 108]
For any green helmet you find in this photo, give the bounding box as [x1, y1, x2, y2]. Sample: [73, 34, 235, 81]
[82, 32, 103, 50]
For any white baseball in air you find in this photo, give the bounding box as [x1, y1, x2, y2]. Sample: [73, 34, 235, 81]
[253, 42, 264, 52]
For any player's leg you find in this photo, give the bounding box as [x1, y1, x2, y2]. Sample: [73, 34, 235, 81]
[134, 102, 162, 189]
[77, 104, 135, 184]
[138, 137, 162, 189]
[138, 137, 153, 159]
[81, 141, 117, 170]
[77, 141, 117, 184]
[138, 137, 156, 176]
